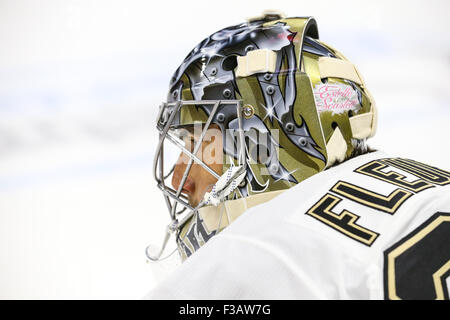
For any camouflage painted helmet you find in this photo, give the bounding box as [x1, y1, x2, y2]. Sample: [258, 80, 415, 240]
[151, 11, 377, 261]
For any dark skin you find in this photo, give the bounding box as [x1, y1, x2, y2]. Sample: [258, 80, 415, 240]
[171, 124, 223, 207]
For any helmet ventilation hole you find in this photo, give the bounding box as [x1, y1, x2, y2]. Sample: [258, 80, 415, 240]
[331, 122, 338, 129]
[222, 56, 238, 71]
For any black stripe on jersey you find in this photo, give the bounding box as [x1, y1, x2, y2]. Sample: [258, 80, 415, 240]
[330, 181, 413, 214]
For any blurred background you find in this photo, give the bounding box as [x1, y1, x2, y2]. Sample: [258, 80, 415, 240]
[0, 0, 449, 299]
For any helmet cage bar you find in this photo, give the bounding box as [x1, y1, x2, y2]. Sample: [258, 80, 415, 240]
[153, 99, 246, 230]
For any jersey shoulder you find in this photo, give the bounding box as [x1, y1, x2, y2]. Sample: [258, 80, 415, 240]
[150, 152, 450, 300]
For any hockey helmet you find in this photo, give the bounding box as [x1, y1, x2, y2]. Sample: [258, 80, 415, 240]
[150, 11, 377, 261]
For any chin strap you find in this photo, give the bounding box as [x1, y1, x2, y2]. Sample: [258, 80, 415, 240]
[202, 165, 247, 206]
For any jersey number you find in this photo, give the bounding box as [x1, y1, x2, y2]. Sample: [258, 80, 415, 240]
[384, 212, 450, 300]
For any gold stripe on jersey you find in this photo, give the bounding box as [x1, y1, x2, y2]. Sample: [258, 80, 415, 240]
[433, 260, 450, 300]
[306, 193, 379, 246]
[381, 158, 450, 186]
[331, 181, 413, 214]
[354, 160, 434, 193]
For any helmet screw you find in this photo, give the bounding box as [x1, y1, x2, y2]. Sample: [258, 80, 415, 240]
[269, 163, 279, 174]
[223, 88, 232, 98]
[298, 137, 307, 147]
[243, 104, 255, 119]
[266, 85, 275, 95]
[238, 179, 246, 187]
[172, 90, 179, 99]
[210, 67, 218, 76]
[263, 73, 273, 81]
[216, 113, 225, 123]
[245, 45, 255, 52]
[286, 122, 295, 132]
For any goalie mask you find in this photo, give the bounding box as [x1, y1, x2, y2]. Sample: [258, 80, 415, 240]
[149, 11, 377, 261]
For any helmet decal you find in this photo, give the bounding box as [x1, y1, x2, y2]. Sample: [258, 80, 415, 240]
[169, 22, 295, 102]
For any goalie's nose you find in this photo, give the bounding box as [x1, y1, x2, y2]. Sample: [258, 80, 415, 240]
[171, 154, 196, 194]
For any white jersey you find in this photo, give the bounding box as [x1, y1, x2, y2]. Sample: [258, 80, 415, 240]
[145, 151, 450, 300]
